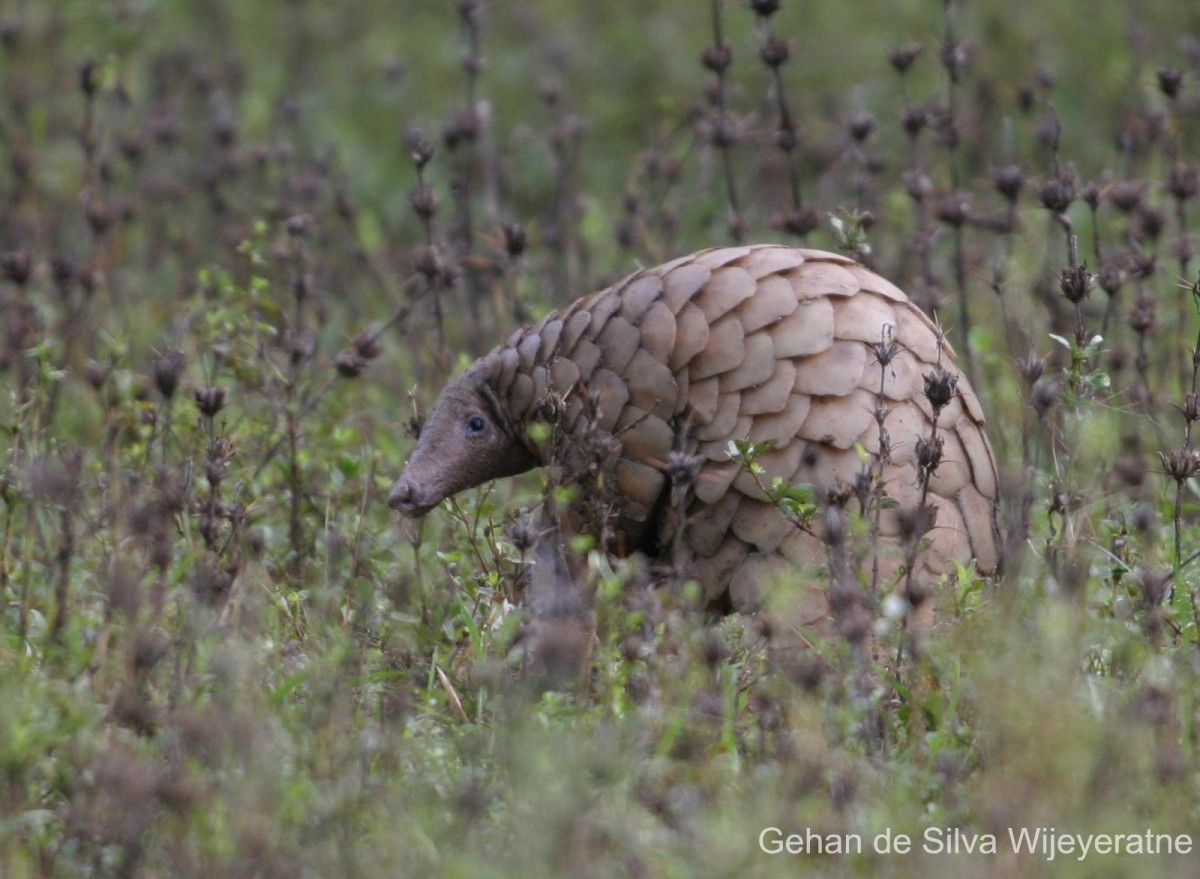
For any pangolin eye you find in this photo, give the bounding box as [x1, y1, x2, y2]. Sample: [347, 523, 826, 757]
[465, 414, 487, 436]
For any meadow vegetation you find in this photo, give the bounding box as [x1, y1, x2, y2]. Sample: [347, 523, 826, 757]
[1, 1, 1199, 876]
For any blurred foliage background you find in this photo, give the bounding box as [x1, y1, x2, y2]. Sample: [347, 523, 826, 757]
[2, 1, 1200, 877]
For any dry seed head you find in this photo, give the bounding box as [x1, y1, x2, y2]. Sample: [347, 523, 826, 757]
[1157, 67, 1184, 100]
[915, 433, 945, 475]
[889, 42, 923, 73]
[664, 450, 704, 491]
[852, 468, 872, 510]
[1110, 180, 1146, 213]
[823, 502, 847, 547]
[1137, 565, 1169, 607]
[1098, 259, 1126, 297]
[1, 251, 32, 285]
[152, 350, 186, 400]
[346, 331, 379, 362]
[409, 184, 438, 220]
[897, 503, 935, 543]
[923, 367, 958, 411]
[405, 128, 435, 169]
[442, 109, 480, 149]
[847, 112, 876, 144]
[335, 349, 366, 378]
[748, 0, 781, 16]
[872, 334, 898, 367]
[1129, 295, 1155, 334]
[502, 222, 527, 258]
[916, 429, 945, 485]
[1167, 163, 1199, 201]
[285, 214, 310, 237]
[1020, 350, 1046, 386]
[414, 244, 460, 288]
[1161, 446, 1200, 481]
[1031, 378, 1061, 415]
[78, 59, 99, 97]
[939, 40, 970, 80]
[1136, 205, 1166, 241]
[1170, 235, 1195, 265]
[991, 165, 1025, 203]
[1059, 263, 1093, 304]
[903, 169, 933, 202]
[705, 110, 741, 148]
[1039, 174, 1076, 214]
[772, 206, 819, 236]
[759, 37, 790, 68]
[287, 328, 316, 365]
[204, 437, 234, 487]
[194, 386, 227, 417]
[1182, 392, 1200, 425]
[701, 43, 733, 74]
[772, 122, 796, 153]
[1036, 113, 1062, 150]
[506, 519, 535, 553]
[51, 255, 75, 288]
[1131, 252, 1157, 280]
[901, 105, 929, 138]
[935, 192, 971, 227]
[86, 359, 112, 391]
[0, 16, 21, 49]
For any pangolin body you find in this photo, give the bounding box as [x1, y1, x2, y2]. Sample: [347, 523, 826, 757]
[390, 245, 1000, 620]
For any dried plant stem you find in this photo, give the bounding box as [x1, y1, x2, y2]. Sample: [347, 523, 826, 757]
[48, 508, 73, 646]
[706, 0, 744, 242]
[751, 5, 806, 230]
[869, 326, 899, 594]
[940, 0, 975, 382]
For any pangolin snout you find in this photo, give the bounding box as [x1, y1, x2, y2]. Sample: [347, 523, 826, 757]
[387, 477, 439, 517]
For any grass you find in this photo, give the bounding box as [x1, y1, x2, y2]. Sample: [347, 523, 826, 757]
[1, 0, 1199, 876]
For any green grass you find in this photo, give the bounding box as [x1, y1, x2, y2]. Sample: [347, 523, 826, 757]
[2, 1, 1200, 877]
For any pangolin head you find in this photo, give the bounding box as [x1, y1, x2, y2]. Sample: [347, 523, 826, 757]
[388, 361, 537, 517]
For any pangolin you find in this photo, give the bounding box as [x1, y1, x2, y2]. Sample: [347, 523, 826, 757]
[390, 244, 1000, 624]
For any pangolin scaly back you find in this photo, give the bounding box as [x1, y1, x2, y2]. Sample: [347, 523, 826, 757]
[391, 244, 1000, 613]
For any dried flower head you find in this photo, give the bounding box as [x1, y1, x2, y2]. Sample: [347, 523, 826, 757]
[991, 165, 1025, 203]
[935, 192, 971, 227]
[748, 0, 781, 16]
[901, 105, 929, 138]
[1161, 446, 1200, 481]
[847, 111, 876, 144]
[502, 222, 527, 258]
[1167, 163, 1198, 201]
[1109, 180, 1146, 213]
[194, 386, 227, 418]
[1039, 174, 1076, 214]
[335, 348, 366, 378]
[759, 37, 790, 68]
[772, 206, 820, 238]
[701, 43, 733, 74]
[405, 128, 435, 169]
[353, 331, 382, 360]
[1, 251, 32, 285]
[1020, 350, 1046, 386]
[888, 42, 923, 74]
[409, 184, 438, 220]
[1157, 67, 1184, 100]
[664, 450, 704, 491]
[152, 350, 186, 400]
[915, 433, 945, 475]
[1059, 263, 1093, 304]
